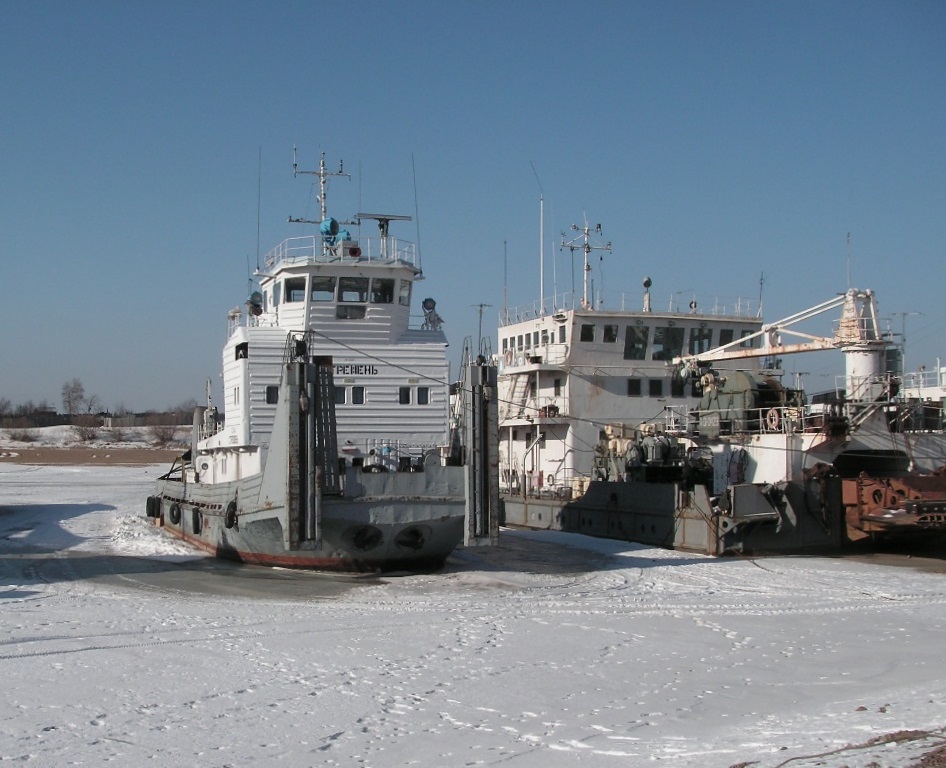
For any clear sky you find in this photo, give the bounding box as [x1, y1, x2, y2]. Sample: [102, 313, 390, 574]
[2, 1, 944, 412]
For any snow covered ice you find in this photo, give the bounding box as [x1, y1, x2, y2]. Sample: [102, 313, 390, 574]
[2, 462, 946, 767]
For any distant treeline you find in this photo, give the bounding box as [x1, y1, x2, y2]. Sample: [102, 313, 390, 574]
[0, 410, 191, 429]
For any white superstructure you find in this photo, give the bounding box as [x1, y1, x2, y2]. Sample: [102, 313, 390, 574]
[496, 225, 766, 497]
[196, 155, 451, 484]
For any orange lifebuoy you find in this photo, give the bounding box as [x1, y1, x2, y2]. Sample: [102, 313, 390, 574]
[766, 408, 780, 430]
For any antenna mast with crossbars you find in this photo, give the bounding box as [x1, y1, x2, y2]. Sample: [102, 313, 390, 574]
[562, 219, 611, 309]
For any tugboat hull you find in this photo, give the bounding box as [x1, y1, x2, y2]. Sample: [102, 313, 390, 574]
[144, 148, 502, 571]
[149, 464, 468, 572]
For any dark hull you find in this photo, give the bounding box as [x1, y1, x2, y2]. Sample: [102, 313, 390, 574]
[149, 465, 468, 573]
[501, 477, 847, 556]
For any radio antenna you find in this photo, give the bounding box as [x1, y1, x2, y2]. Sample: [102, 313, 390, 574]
[503, 240, 508, 323]
[531, 161, 545, 314]
[472, 302, 493, 356]
[255, 146, 262, 271]
[846, 232, 852, 288]
[412, 153, 423, 271]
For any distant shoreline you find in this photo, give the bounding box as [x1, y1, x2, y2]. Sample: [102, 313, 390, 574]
[0, 446, 180, 466]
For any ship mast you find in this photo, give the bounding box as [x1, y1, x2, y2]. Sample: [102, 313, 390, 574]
[562, 219, 611, 309]
[289, 148, 351, 256]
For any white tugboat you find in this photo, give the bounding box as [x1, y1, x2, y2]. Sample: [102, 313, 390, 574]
[496, 217, 946, 554]
[146, 150, 499, 571]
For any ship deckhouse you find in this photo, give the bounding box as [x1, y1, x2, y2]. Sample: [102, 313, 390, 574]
[198, 155, 450, 483]
[499, 303, 764, 425]
[498, 273, 764, 496]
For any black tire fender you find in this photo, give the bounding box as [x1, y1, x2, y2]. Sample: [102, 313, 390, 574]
[224, 501, 238, 530]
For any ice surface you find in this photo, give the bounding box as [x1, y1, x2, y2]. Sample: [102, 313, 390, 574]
[1, 462, 945, 767]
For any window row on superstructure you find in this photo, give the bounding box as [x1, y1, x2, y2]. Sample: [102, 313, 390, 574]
[261, 274, 412, 320]
[501, 320, 758, 361]
[262, 383, 430, 406]
[627, 376, 694, 399]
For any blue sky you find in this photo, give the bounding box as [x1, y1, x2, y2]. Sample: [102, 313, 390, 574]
[2, 1, 944, 412]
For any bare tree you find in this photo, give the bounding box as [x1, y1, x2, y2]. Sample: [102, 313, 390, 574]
[172, 398, 198, 425]
[145, 412, 180, 446]
[72, 413, 101, 442]
[62, 379, 85, 416]
[0, 398, 10, 418]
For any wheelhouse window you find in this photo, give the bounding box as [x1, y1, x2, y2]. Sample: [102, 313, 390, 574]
[285, 277, 307, 302]
[336, 305, 367, 320]
[603, 324, 618, 343]
[649, 379, 663, 397]
[334, 386, 346, 405]
[371, 278, 395, 304]
[627, 378, 642, 396]
[417, 386, 429, 405]
[719, 328, 735, 346]
[398, 280, 412, 306]
[558, 325, 566, 343]
[339, 276, 369, 302]
[351, 386, 366, 405]
[670, 374, 687, 398]
[399, 386, 411, 405]
[740, 330, 756, 348]
[689, 326, 713, 355]
[652, 326, 685, 361]
[311, 276, 336, 302]
[623, 325, 649, 360]
[580, 323, 595, 342]
[265, 385, 279, 404]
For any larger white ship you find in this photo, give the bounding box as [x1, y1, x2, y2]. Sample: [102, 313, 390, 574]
[497, 219, 946, 554]
[146, 151, 499, 571]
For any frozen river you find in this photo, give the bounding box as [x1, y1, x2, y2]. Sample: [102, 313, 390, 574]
[2, 462, 946, 767]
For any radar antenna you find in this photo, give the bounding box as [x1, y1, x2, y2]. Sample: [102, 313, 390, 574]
[355, 212, 412, 259]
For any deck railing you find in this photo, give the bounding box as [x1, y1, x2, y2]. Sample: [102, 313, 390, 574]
[500, 291, 760, 326]
[262, 236, 418, 271]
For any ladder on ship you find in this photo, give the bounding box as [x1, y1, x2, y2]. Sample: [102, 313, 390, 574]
[282, 332, 342, 547]
[506, 373, 530, 419]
